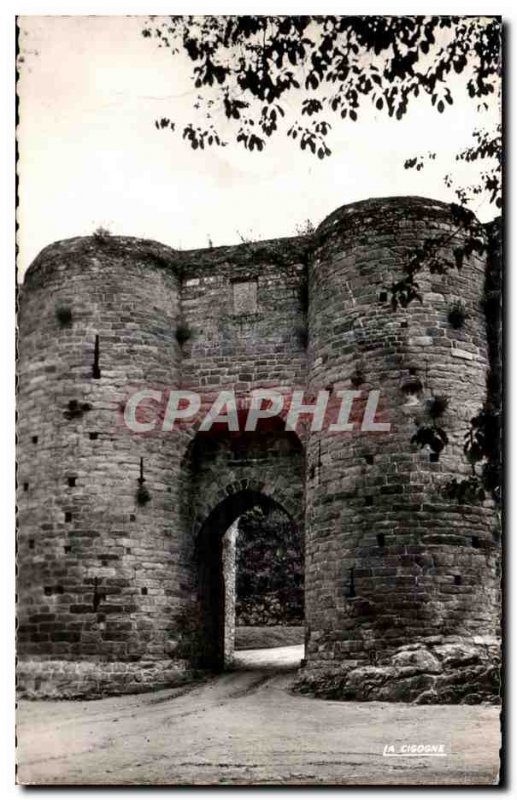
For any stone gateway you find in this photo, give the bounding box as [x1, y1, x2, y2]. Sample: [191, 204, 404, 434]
[17, 197, 501, 702]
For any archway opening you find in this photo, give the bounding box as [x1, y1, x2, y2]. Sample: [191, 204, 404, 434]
[234, 505, 304, 655]
[195, 489, 303, 672]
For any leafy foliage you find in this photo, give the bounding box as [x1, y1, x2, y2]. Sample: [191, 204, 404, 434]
[407, 124, 502, 209]
[410, 391, 450, 460]
[236, 507, 303, 625]
[464, 408, 499, 465]
[444, 229, 502, 506]
[445, 407, 501, 504]
[426, 394, 449, 419]
[55, 304, 72, 328]
[448, 300, 468, 329]
[136, 483, 151, 506]
[93, 226, 112, 243]
[175, 323, 192, 346]
[386, 203, 488, 310]
[411, 423, 448, 454]
[140, 15, 502, 504]
[142, 15, 500, 180]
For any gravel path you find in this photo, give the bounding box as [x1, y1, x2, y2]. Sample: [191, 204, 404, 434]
[17, 646, 501, 786]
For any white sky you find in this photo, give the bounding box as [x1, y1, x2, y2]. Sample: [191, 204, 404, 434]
[17, 15, 500, 277]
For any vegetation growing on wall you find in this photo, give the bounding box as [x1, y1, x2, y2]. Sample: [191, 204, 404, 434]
[447, 223, 502, 503]
[55, 303, 72, 327]
[448, 300, 468, 329]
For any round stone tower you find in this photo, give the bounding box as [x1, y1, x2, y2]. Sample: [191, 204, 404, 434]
[302, 197, 500, 702]
[17, 235, 188, 696]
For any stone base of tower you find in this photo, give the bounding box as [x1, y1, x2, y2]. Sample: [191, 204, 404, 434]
[293, 636, 501, 704]
[16, 658, 195, 700]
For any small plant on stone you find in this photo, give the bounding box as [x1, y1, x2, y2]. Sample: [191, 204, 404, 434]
[294, 218, 316, 236]
[236, 229, 257, 245]
[63, 399, 92, 420]
[411, 394, 449, 458]
[446, 476, 486, 503]
[448, 300, 468, 329]
[55, 304, 72, 328]
[136, 484, 151, 506]
[350, 367, 365, 388]
[175, 323, 192, 346]
[411, 423, 448, 456]
[93, 226, 111, 243]
[426, 394, 449, 419]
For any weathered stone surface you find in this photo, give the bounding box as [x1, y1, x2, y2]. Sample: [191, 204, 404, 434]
[17, 658, 194, 700]
[433, 642, 484, 667]
[17, 197, 502, 700]
[391, 646, 441, 673]
[293, 636, 501, 704]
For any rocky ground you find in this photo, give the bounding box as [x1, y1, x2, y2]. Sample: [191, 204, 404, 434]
[295, 638, 501, 704]
[17, 646, 501, 786]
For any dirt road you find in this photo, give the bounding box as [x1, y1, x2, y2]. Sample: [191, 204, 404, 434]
[17, 646, 501, 785]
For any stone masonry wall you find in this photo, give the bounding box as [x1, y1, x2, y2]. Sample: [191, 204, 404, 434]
[179, 237, 309, 395]
[17, 237, 186, 672]
[17, 197, 501, 701]
[301, 198, 500, 701]
[177, 429, 304, 669]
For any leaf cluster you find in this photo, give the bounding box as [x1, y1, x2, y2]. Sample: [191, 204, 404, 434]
[411, 423, 448, 454]
[387, 203, 487, 310]
[143, 15, 500, 163]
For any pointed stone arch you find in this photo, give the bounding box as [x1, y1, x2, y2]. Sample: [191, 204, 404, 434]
[192, 477, 303, 538]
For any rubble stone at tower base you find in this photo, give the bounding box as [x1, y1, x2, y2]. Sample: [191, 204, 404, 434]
[293, 636, 501, 704]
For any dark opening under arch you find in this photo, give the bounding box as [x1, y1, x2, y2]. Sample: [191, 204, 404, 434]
[195, 489, 299, 671]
